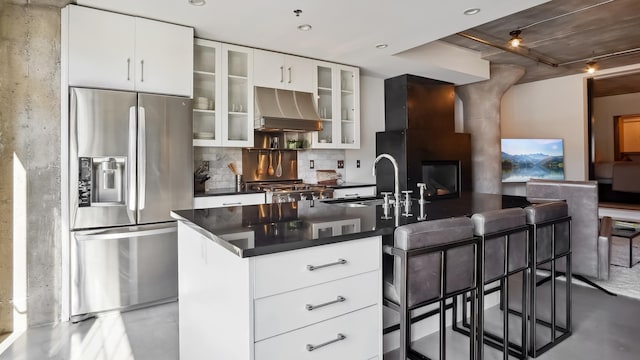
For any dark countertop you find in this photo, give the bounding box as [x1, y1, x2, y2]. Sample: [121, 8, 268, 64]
[193, 182, 375, 197]
[173, 192, 530, 258]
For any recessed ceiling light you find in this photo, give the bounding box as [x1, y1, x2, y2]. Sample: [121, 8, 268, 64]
[298, 24, 312, 31]
[463, 8, 481, 16]
[375, 43, 388, 49]
[188, 0, 206, 6]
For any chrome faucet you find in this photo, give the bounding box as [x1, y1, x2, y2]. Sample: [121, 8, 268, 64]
[372, 153, 401, 207]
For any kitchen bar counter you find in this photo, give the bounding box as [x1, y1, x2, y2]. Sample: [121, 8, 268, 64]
[192, 182, 375, 197]
[171, 192, 530, 257]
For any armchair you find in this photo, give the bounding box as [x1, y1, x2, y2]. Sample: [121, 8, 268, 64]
[525, 179, 611, 281]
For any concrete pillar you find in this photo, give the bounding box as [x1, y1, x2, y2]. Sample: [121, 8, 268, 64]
[456, 64, 525, 194]
[1, 1, 64, 328]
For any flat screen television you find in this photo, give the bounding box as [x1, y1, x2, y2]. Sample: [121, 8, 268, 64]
[501, 138, 565, 183]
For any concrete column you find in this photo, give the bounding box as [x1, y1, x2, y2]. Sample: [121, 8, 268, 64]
[1, 1, 64, 328]
[456, 64, 525, 194]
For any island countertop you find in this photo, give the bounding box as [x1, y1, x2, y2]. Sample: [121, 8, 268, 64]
[171, 192, 530, 258]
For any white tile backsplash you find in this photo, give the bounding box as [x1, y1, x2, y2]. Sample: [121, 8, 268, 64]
[298, 149, 346, 184]
[194, 147, 242, 190]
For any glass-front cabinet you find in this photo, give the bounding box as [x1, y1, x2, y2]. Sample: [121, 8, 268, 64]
[312, 62, 360, 149]
[193, 39, 222, 146]
[192, 39, 253, 147]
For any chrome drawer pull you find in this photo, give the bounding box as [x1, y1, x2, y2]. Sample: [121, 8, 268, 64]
[306, 296, 345, 311]
[307, 258, 347, 271]
[306, 333, 346, 352]
[222, 202, 242, 206]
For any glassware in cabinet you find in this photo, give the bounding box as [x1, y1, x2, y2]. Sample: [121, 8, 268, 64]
[222, 44, 254, 147]
[193, 39, 222, 146]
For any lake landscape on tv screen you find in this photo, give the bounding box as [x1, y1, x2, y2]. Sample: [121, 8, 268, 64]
[501, 139, 565, 183]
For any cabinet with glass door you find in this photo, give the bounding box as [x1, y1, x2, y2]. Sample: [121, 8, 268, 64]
[192, 40, 254, 148]
[311, 62, 360, 149]
[192, 38, 222, 146]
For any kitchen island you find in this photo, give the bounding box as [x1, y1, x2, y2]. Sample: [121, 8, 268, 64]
[171, 193, 529, 359]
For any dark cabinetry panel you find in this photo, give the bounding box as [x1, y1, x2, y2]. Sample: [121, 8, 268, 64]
[377, 75, 472, 195]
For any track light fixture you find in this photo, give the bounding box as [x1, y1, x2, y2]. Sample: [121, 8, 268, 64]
[509, 30, 523, 47]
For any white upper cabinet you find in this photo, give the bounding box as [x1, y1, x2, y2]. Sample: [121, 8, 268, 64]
[222, 44, 254, 147]
[134, 18, 193, 97]
[253, 50, 314, 92]
[312, 62, 360, 149]
[65, 5, 193, 97]
[67, 6, 135, 91]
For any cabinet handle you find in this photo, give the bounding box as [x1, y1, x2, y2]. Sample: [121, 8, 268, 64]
[126, 58, 131, 81]
[305, 296, 345, 311]
[343, 193, 359, 197]
[280, 66, 284, 83]
[140, 60, 144, 82]
[306, 333, 346, 352]
[222, 202, 242, 206]
[307, 258, 347, 271]
[288, 66, 292, 84]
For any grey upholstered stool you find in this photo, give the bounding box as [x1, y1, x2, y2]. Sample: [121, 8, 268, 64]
[453, 208, 529, 360]
[524, 201, 572, 357]
[383, 217, 478, 360]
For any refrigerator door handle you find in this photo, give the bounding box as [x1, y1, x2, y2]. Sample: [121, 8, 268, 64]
[75, 226, 176, 241]
[138, 106, 146, 210]
[128, 106, 137, 212]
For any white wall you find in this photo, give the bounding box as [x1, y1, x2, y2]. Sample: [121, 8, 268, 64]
[500, 74, 588, 195]
[345, 75, 385, 183]
[593, 92, 640, 162]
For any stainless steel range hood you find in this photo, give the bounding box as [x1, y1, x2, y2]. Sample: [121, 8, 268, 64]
[254, 86, 323, 132]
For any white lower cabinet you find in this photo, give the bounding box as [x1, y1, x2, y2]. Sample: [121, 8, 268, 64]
[177, 223, 382, 360]
[333, 186, 376, 199]
[254, 305, 379, 360]
[193, 193, 265, 209]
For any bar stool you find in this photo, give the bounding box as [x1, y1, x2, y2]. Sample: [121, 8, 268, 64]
[383, 217, 479, 360]
[453, 208, 529, 360]
[524, 201, 572, 357]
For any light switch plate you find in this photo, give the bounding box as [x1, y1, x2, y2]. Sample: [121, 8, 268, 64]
[310, 160, 315, 169]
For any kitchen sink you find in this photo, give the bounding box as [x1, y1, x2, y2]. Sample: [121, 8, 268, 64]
[323, 197, 386, 207]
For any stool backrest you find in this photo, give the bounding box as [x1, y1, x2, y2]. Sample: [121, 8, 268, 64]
[471, 208, 528, 283]
[393, 217, 475, 307]
[524, 201, 571, 264]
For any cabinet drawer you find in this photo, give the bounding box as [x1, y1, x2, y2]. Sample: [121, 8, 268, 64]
[193, 193, 265, 209]
[333, 186, 376, 199]
[255, 305, 379, 360]
[255, 270, 378, 341]
[254, 237, 380, 298]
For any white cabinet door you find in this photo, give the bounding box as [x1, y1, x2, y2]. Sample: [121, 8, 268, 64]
[135, 18, 193, 97]
[67, 5, 135, 90]
[192, 38, 223, 146]
[254, 50, 314, 92]
[222, 44, 254, 147]
[311, 62, 360, 149]
[284, 55, 314, 92]
[253, 49, 287, 89]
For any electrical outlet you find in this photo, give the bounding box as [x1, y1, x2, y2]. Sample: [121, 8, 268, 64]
[356, 160, 360, 168]
[310, 160, 315, 169]
[337, 160, 344, 169]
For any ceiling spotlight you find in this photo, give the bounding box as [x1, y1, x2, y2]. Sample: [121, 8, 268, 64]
[586, 61, 597, 74]
[509, 30, 523, 47]
[375, 43, 388, 49]
[297, 24, 312, 31]
[463, 8, 481, 16]
[188, 0, 206, 6]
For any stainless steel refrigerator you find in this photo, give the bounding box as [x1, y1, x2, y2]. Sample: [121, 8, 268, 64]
[68, 87, 192, 321]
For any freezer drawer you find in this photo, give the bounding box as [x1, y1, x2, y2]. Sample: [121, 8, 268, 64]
[71, 223, 178, 319]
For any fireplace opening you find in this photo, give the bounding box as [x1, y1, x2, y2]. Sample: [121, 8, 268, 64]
[421, 160, 460, 199]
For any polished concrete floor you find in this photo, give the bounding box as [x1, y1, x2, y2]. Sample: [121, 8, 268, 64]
[1, 282, 639, 360]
